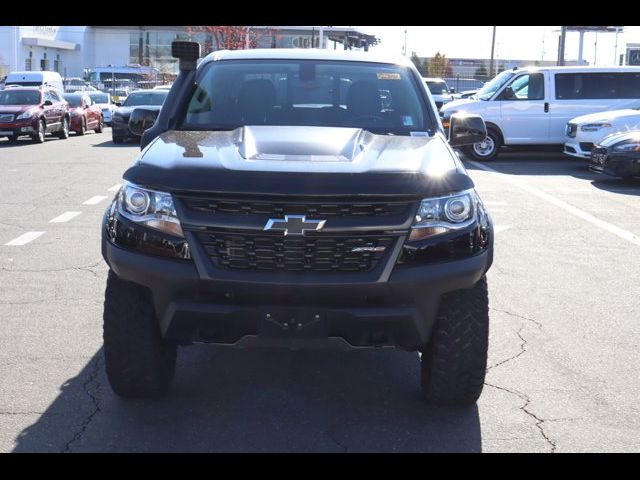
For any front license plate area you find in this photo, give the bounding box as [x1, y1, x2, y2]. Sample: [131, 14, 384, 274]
[258, 308, 327, 339]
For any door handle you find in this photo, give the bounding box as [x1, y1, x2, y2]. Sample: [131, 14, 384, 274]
[544, 102, 549, 113]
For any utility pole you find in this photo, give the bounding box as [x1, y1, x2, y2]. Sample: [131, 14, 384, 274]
[614, 26, 620, 65]
[558, 26, 566, 66]
[403, 28, 407, 56]
[489, 26, 496, 77]
[594, 31, 598, 66]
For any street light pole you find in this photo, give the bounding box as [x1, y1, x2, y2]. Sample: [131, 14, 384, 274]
[558, 26, 566, 66]
[403, 28, 407, 56]
[245, 26, 252, 49]
[489, 26, 496, 78]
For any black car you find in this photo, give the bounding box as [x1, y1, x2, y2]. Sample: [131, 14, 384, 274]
[111, 89, 168, 143]
[590, 131, 640, 179]
[101, 42, 493, 405]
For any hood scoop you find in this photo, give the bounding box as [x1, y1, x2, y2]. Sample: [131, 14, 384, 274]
[236, 125, 372, 162]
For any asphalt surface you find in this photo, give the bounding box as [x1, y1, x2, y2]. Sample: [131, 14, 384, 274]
[0, 132, 639, 452]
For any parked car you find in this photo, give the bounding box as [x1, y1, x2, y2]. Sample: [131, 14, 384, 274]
[423, 77, 454, 110]
[153, 84, 173, 90]
[441, 66, 640, 160]
[5, 71, 65, 94]
[62, 93, 104, 135]
[590, 130, 640, 179]
[101, 42, 493, 405]
[63, 77, 88, 93]
[564, 107, 640, 158]
[86, 91, 115, 126]
[0, 86, 69, 143]
[110, 88, 130, 105]
[111, 89, 168, 143]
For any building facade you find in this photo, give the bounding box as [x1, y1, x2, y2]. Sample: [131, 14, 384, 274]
[0, 26, 379, 80]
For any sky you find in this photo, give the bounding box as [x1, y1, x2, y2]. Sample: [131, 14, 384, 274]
[360, 26, 640, 65]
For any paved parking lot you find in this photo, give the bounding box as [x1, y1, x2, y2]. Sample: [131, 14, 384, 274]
[0, 132, 639, 452]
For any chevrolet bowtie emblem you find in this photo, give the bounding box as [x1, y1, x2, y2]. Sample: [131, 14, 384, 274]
[264, 215, 327, 236]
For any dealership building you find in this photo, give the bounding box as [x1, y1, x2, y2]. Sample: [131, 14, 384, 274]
[0, 26, 379, 80]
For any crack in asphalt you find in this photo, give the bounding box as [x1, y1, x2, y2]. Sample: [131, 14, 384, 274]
[62, 355, 102, 453]
[490, 307, 542, 329]
[485, 382, 557, 453]
[487, 326, 527, 371]
[1, 260, 104, 279]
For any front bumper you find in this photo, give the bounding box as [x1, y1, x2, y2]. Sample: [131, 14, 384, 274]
[589, 149, 640, 178]
[111, 118, 136, 138]
[101, 212, 493, 350]
[0, 118, 38, 137]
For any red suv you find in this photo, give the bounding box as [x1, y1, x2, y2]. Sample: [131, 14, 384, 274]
[0, 86, 70, 143]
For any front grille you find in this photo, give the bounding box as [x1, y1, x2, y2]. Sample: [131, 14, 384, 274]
[183, 197, 411, 218]
[580, 142, 594, 153]
[566, 123, 577, 137]
[197, 231, 395, 272]
[0, 114, 15, 123]
[591, 147, 608, 165]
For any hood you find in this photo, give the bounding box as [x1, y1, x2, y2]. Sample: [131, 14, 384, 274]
[571, 109, 640, 125]
[124, 126, 472, 197]
[0, 105, 34, 114]
[440, 97, 479, 113]
[599, 130, 640, 148]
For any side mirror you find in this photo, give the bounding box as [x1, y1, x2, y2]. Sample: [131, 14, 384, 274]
[43, 100, 53, 106]
[447, 113, 487, 147]
[449, 87, 455, 94]
[115, 102, 122, 107]
[128, 108, 159, 136]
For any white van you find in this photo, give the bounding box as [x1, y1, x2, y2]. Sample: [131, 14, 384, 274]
[4, 71, 64, 95]
[440, 66, 640, 160]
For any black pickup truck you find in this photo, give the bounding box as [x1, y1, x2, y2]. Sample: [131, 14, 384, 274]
[101, 42, 493, 405]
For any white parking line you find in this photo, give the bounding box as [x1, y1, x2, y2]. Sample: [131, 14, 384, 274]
[468, 160, 640, 247]
[49, 211, 82, 223]
[82, 195, 108, 205]
[108, 184, 122, 192]
[5, 231, 45, 246]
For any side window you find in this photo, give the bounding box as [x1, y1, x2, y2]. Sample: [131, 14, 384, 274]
[43, 91, 53, 103]
[502, 73, 544, 101]
[50, 90, 61, 102]
[556, 72, 640, 99]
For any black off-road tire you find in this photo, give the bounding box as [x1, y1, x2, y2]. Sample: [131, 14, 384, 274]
[420, 276, 489, 406]
[112, 135, 124, 144]
[463, 128, 502, 161]
[103, 270, 177, 398]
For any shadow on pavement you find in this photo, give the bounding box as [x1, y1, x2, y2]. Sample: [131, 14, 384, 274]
[463, 149, 640, 194]
[91, 140, 138, 148]
[13, 345, 482, 452]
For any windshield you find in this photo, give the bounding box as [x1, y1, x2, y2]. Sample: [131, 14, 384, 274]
[475, 70, 515, 100]
[426, 81, 449, 95]
[0, 90, 41, 105]
[181, 60, 431, 135]
[123, 92, 167, 106]
[63, 95, 83, 107]
[88, 93, 109, 103]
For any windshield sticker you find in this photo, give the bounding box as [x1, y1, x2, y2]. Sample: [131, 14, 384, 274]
[402, 116, 414, 126]
[410, 131, 429, 137]
[377, 72, 401, 80]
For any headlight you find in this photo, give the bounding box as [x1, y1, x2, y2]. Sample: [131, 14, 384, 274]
[117, 181, 184, 237]
[410, 189, 478, 241]
[613, 143, 640, 152]
[16, 108, 37, 120]
[581, 123, 612, 132]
